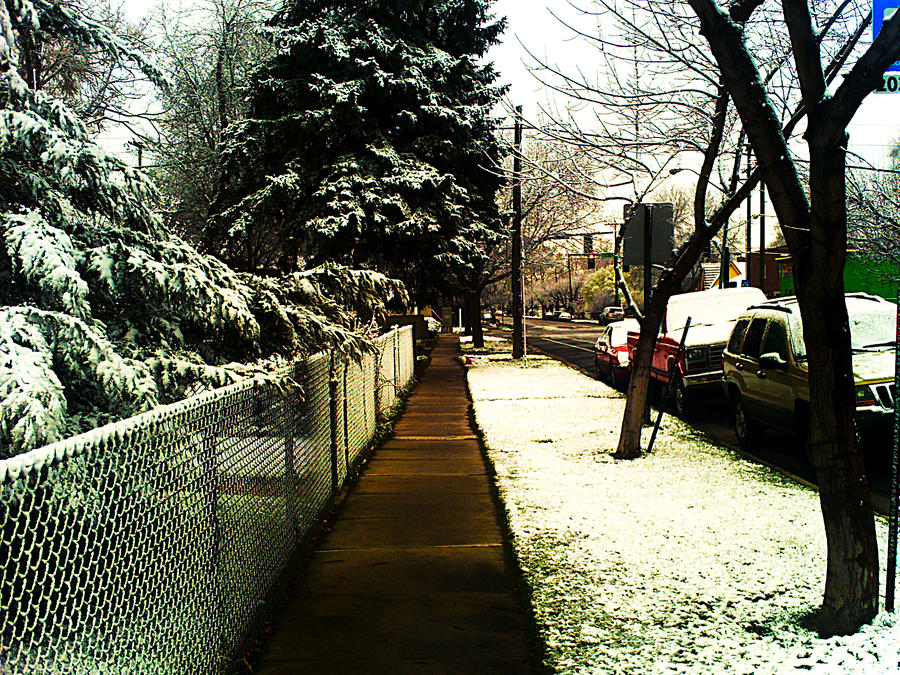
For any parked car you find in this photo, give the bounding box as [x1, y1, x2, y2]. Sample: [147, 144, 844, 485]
[627, 286, 767, 416]
[722, 292, 897, 450]
[599, 306, 625, 325]
[557, 311, 573, 321]
[594, 319, 641, 385]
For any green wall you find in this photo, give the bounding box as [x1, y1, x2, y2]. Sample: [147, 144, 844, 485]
[778, 254, 900, 301]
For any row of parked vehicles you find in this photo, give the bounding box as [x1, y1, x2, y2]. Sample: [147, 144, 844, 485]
[593, 287, 898, 450]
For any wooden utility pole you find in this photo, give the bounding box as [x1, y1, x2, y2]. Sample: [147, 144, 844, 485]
[511, 106, 524, 359]
[759, 181, 766, 292]
[746, 144, 752, 284]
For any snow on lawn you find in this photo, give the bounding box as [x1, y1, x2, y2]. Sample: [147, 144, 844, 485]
[459, 335, 507, 343]
[466, 353, 900, 674]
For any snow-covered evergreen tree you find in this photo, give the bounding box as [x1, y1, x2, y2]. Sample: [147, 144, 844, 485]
[211, 0, 507, 300]
[0, 0, 403, 458]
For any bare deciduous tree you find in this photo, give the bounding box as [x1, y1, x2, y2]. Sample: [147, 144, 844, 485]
[14, 0, 152, 132]
[847, 146, 900, 266]
[530, 0, 891, 633]
[464, 136, 602, 347]
[683, 0, 900, 633]
[144, 0, 275, 240]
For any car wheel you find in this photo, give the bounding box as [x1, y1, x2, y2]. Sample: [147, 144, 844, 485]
[668, 373, 690, 417]
[733, 395, 764, 451]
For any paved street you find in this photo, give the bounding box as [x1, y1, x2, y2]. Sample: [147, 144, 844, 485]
[514, 318, 892, 515]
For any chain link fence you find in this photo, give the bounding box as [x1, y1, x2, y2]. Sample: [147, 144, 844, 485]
[0, 326, 415, 674]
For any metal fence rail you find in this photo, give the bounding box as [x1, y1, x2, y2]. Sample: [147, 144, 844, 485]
[0, 326, 415, 674]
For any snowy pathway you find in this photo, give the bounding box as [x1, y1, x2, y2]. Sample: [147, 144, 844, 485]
[466, 353, 899, 674]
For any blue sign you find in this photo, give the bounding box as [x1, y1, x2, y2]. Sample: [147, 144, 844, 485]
[874, 0, 900, 72]
[741, 280, 750, 287]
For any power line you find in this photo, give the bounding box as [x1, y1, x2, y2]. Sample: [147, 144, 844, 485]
[791, 157, 900, 175]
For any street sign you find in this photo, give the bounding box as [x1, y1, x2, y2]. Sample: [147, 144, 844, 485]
[874, 0, 900, 93]
[622, 203, 675, 267]
[741, 280, 751, 287]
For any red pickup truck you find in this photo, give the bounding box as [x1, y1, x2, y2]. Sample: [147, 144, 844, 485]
[627, 287, 767, 416]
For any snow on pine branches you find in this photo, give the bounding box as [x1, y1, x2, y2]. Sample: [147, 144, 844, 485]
[0, 0, 404, 457]
[211, 0, 507, 287]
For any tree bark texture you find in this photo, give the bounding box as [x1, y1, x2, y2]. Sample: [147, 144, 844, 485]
[615, 295, 666, 458]
[795, 135, 878, 633]
[467, 289, 484, 349]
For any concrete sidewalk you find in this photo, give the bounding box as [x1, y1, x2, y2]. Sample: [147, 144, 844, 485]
[253, 336, 541, 674]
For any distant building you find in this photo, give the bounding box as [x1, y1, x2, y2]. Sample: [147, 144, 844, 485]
[698, 260, 746, 290]
[748, 246, 789, 297]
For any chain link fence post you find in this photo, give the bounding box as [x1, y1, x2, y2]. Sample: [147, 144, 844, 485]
[343, 358, 350, 474]
[394, 328, 400, 397]
[202, 402, 223, 669]
[284, 370, 300, 540]
[329, 353, 340, 496]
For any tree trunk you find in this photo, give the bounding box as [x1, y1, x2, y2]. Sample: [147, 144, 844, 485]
[215, 45, 230, 135]
[794, 134, 878, 634]
[685, 0, 887, 634]
[467, 289, 485, 349]
[615, 290, 667, 459]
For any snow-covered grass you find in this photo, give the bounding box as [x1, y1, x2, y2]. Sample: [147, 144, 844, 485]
[459, 335, 511, 354]
[466, 352, 900, 674]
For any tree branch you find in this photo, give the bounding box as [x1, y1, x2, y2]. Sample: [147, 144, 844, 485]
[783, 0, 826, 108]
[694, 84, 730, 232]
[728, 0, 765, 23]
[687, 0, 810, 254]
[824, 12, 900, 140]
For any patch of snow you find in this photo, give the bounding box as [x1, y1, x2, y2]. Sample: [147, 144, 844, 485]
[458, 335, 505, 343]
[467, 353, 899, 674]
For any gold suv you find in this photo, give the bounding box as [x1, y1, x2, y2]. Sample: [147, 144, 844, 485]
[722, 293, 896, 450]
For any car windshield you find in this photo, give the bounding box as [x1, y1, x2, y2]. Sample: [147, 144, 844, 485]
[848, 299, 896, 350]
[667, 288, 766, 331]
[789, 297, 897, 360]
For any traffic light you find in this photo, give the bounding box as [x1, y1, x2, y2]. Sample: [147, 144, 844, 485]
[583, 234, 594, 255]
[587, 252, 596, 269]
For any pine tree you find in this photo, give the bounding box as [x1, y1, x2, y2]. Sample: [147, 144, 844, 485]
[0, 0, 403, 457]
[211, 0, 507, 300]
